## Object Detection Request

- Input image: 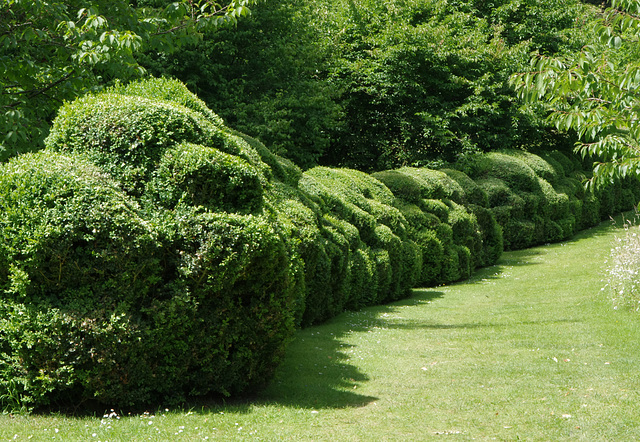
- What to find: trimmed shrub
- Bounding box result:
[464,150,607,250]
[0,76,313,410]
[447,201,482,267]
[394,200,441,231]
[456,245,472,281]
[415,229,444,286]
[267,179,367,327]
[581,194,601,229]
[268,188,333,327]
[394,168,466,203]
[377,165,491,285]
[300,167,407,241]
[401,240,423,293]
[597,183,618,219]
[373,249,393,303]
[0,151,297,408]
[232,130,303,187]
[299,172,378,243]
[477,177,525,214]
[320,216,353,318]
[374,224,408,302]
[0,151,161,315]
[461,152,540,193]
[109,77,225,127]
[503,219,537,250]
[441,168,489,207]
[297,166,422,310]
[45,88,268,196]
[624,176,640,202]
[540,152,567,179]
[435,223,460,283]
[539,177,569,221]
[468,204,503,267]
[346,247,378,310]
[45,93,232,195]
[504,150,559,185]
[157,208,296,401]
[371,170,424,203]
[420,199,451,223]
[147,142,263,214]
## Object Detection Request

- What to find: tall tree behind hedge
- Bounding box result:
[145,0,595,171]
[316,0,596,171]
[140,0,343,169]
[0,0,256,161]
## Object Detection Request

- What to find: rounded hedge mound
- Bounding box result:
[0,152,162,407]
[0,126,296,408]
[45,93,232,195]
[148,142,264,214]
[109,77,225,127]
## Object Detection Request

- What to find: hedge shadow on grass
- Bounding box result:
[256,328,378,409]
[379,289,445,308]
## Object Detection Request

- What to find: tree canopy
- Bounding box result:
[145,0,596,172]
[511,0,640,188]
[0,0,255,160]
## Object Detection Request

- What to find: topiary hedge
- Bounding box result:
[2,77,637,411]
[457,149,639,250]
[0,79,300,410]
[373,166,500,285]
[147,142,264,214]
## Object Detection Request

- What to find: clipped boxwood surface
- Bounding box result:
[1,77,636,411]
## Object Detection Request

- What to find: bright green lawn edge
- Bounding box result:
[1,217,639,441]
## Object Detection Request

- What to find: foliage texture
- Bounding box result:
[0,77,634,411]
[510,0,640,188]
[0,0,256,160]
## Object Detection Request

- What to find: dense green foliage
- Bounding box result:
[0,0,256,161]
[5,0,640,413]
[462,150,640,249]
[0,79,297,409]
[140,0,342,169]
[144,0,596,171]
[511,0,640,188]
[1,74,637,410]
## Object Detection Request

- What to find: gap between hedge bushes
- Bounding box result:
[0,77,637,411]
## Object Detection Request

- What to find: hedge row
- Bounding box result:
[455,150,640,250]
[0,78,636,410]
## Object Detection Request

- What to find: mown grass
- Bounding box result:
[1,218,639,441]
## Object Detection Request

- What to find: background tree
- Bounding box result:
[510,0,640,188]
[0,0,255,161]
[150,0,595,172]
[317,0,596,172]
[141,0,342,169]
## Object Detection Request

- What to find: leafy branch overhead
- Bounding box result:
[0,0,257,160]
[510,0,640,188]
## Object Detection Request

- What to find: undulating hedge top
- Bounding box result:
[147,142,264,214]
[109,77,225,127]
[0,79,303,410]
[46,79,269,196]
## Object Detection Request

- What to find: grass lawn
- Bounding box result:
[1,218,639,441]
